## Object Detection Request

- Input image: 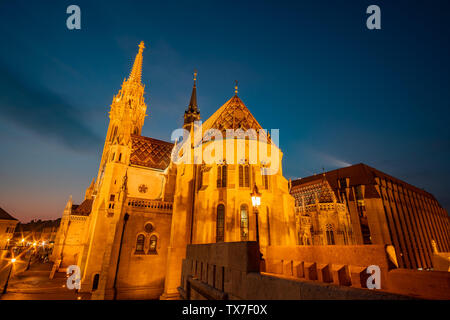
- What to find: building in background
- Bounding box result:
[51,193,92,267]
[291,174,355,246]
[0,207,18,250]
[290,163,450,270]
[12,219,60,248]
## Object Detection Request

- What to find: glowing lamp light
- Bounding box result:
[250,185,262,208]
[11,258,16,263]
[21,239,25,242]
[33,242,37,246]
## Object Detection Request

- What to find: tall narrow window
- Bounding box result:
[148,235,157,254]
[198,166,203,190]
[244,165,250,187]
[217,165,227,188]
[216,204,225,242]
[110,126,118,142]
[266,206,271,246]
[239,164,250,187]
[326,224,335,245]
[262,167,269,190]
[135,234,145,254]
[222,165,227,187]
[239,165,244,187]
[240,204,249,241]
[92,274,100,291]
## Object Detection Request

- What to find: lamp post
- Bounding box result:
[2,258,16,294]
[250,184,262,244]
[26,242,37,271]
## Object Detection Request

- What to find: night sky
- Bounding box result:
[0,0,449,222]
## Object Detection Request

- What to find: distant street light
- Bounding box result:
[3,258,16,294]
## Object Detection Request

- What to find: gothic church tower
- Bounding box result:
[77,42,148,299]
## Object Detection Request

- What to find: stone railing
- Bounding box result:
[178,242,409,300]
[296,202,347,214]
[126,198,173,213]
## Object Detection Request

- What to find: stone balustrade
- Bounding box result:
[126,198,173,213]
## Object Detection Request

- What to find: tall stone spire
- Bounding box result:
[128,41,145,83]
[106,41,147,148]
[184,70,201,126]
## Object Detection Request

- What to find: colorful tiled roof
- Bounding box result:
[71,199,93,216]
[130,134,174,170]
[0,206,17,221]
[201,95,270,143]
[291,176,338,206]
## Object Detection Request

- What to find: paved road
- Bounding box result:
[0,262,91,300]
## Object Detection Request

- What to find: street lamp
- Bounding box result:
[250,184,262,243]
[26,245,36,271]
[2,258,16,294]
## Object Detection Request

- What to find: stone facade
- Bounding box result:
[291,164,450,270]
[51,42,449,301]
[52,42,296,300]
[291,175,355,246]
[0,207,18,250]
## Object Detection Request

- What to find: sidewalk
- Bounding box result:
[0,261,91,300]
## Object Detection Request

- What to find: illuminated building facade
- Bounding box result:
[291,163,450,270]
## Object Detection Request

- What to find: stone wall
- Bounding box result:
[178,242,411,300]
[265,245,392,289]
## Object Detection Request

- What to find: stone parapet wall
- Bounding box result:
[178,242,411,300]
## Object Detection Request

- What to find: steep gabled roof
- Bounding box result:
[0,206,17,221]
[71,199,93,216]
[130,134,174,170]
[291,176,337,206]
[202,95,269,142]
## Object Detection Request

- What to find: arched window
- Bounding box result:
[216,204,225,242]
[92,274,100,291]
[239,164,250,188]
[148,235,157,254]
[135,234,145,254]
[217,165,227,188]
[240,204,249,241]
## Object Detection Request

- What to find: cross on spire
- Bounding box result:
[234,80,238,95]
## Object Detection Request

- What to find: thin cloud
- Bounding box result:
[0,64,102,153]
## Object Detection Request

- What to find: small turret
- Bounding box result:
[183,70,201,128]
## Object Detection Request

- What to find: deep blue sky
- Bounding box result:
[0,0,449,221]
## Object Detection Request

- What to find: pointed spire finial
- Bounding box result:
[234,80,238,95]
[128,41,145,83]
[184,70,200,125]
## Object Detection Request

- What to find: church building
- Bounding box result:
[52,41,297,299]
